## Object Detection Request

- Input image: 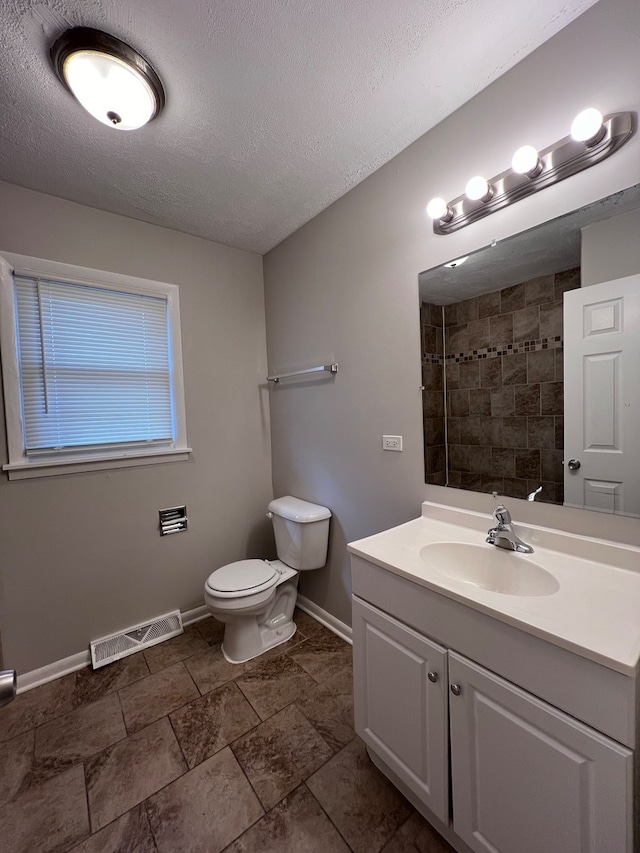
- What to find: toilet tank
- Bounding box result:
[268,496,331,571]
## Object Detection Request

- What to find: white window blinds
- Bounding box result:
[14,275,174,455]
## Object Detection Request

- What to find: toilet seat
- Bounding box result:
[206,559,279,599]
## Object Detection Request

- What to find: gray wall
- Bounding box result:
[264,0,640,627]
[2,0,639,674]
[581,208,640,287]
[0,182,273,673]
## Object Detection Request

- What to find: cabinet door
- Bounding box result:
[352,596,448,822]
[448,651,633,853]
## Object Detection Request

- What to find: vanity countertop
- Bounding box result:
[348,502,640,676]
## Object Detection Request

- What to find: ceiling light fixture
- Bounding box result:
[444,256,469,268]
[426,108,633,235]
[51,28,165,130]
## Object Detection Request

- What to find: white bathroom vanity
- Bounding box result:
[348,502,640,853]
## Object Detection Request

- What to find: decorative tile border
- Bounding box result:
[422,336,562,364]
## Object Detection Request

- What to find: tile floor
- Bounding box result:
[0,610,455,853]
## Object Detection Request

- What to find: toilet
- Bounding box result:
[204,496,331,663]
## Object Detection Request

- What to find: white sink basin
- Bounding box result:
[348,502,640,673]
[420,542,560,597]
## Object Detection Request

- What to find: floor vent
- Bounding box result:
[90,610,183,669]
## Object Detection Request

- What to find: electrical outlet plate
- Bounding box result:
[383,435,403,451]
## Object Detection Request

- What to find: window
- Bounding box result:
[0,253,190,479]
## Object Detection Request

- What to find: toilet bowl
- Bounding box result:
[204,496,331,663]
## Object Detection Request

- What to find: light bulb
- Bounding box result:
[570,108,604,145]
[465,176,492,202]
[426,197,450,220]
[511,145,543,177]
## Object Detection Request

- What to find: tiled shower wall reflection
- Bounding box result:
[422,267,580,504]
[421,303,446,485]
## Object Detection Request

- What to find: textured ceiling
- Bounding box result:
[0,0,598,254]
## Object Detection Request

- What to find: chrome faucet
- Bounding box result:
[487,505,534,553]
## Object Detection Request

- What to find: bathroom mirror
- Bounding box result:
[419,183,640,516]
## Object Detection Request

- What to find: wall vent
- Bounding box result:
[90,610,183,669]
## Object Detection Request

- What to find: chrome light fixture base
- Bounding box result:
[51,27,165,130]
[433,112,634,235]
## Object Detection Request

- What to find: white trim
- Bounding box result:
[182,604,210,625]
[1,252,181,302]
[16,650,91,694]
[296,594,353,644]
[16,604,210,694]
[0,251,190,479]
[4,448,191,480]
[15,600,349,694]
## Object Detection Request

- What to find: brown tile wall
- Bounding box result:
[420,302,445,485]
[421,267,580,505]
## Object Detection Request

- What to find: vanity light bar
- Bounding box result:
[427,110,634,235]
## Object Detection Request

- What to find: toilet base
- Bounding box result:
[222,619,297,664]
[218,575,299,664]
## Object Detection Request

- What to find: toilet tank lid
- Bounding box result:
[268,496,331,522]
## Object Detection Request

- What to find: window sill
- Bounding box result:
[3,447,193,481]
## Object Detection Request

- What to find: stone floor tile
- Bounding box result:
[235,653,317,720]
[147,746,263,853]
[290,632,353,684]
[254,630,307,664]
[306,738,412,853]
[0,729,35,806]
[380,811,456,853]
[232,704,333,810]
[194,616,225,645]
[73,653,150,706]
[119,662,199,733]
[34,693,127,781]
[170,681,260,768]
[69,804,157,853]
[224,783,350,852]
[86,716,186,832]
[293,608,329,639]
[184,643,256,694]
[296,665,355,751]
[0,672,77,742]
[0,615,411,853]
[143,625,209,673]
[0,764,89,853]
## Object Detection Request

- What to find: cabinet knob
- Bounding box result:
[428,671,438,683]
[450,683,462,696]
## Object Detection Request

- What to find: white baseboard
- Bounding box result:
[17,603,211,694]
[182,598,351,644]
[16,599,346,694]
[184,597,352,643]
[17,650,91,694]
[181,603,209,625]
[296,594,352,644]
